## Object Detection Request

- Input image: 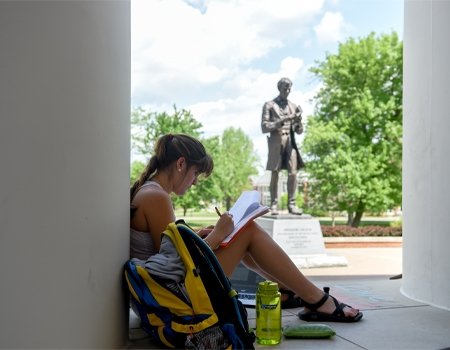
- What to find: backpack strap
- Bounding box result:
[175,223,248,331]
[163,223,219,330]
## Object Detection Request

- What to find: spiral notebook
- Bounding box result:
[229,263,265,307]
[219,191,269,247]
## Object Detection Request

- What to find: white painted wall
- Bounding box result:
[402,0,450,310]
[0,1,130,348]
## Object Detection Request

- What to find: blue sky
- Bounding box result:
[131,0,403,171]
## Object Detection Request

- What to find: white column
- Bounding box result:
[402,0,450,310]
[0,1,130,348]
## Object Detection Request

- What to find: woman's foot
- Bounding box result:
[280,288,303,309]
[299,287,363,322]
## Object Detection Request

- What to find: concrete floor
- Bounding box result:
[127,247,450,350]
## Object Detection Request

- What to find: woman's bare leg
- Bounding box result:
[214,222,359,317]
[215,222,322,301]
[241,255,292,290]
[241,255,276,281]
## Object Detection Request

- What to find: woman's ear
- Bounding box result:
[176,157,186,172]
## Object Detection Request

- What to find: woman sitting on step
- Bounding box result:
[130,133,363,323]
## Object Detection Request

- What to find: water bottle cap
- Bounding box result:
[258,280,279,292]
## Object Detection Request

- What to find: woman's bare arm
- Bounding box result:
[131,187,175,252]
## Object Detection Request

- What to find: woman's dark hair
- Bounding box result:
[130,133,214,208]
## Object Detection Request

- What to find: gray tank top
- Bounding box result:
[129,181,162,260]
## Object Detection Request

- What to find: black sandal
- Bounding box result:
[298,287,363,323]
[280,288,304,309]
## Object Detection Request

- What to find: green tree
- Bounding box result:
[213,128,259,210]
[174,137,224,216]
[131,105,209,213]
[303,32,403,227]
[130,108,260,214]
[131,105,203,157]
[198,136,224,201]
[130,160,146,185]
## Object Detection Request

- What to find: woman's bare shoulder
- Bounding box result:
[137,183,173,213]
[131,184,174,234]
[133,184,170,209]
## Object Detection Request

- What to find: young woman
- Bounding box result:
[130,133,362,322]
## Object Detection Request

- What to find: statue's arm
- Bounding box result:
[261,102,283,133]
[292,105,303,135]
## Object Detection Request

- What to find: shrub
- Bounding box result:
[390,218,402,228]
[321,225,402,237]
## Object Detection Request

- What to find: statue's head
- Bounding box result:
[277,77,292,91]
[277,78,292,100]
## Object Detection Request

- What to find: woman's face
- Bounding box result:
[173,164,200,196]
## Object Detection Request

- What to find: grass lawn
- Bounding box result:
[176,209,401,231]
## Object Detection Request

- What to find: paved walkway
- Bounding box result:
[128,246,450,350]
[303,246,402,277]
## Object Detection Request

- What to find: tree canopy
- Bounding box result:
[130,105,207,214]
[130,107,259,214]
[211,128,260,210]
[303,32,403,227]
[131,105,203,157]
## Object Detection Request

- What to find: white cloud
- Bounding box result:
[130,0,404,172]
[131,0,325,104]
[314,11,349,44]
[130,0,326,170]
[187,57,317,172]
[188,57,307,136]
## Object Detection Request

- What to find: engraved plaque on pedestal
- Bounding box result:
[255,215,347,268]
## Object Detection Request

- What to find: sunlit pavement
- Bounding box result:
[127,245,450,350]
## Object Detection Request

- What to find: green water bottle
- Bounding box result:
[256,281,281,345]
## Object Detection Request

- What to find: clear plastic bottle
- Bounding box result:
[256,280,281,345]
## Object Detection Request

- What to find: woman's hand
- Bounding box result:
[205,212,234,248]
[197,225,214,238]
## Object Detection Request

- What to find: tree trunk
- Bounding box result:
[352,211,364,227]
[351,201,365,227]
[226,197,232,211]
[183,207,187,216]
[347,211,354,226]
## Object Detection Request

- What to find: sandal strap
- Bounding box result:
[302,291,329,310]
[324,287,349,317]
[301,286,359,319]
[329,294,351,317]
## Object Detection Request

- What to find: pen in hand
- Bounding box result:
[215,206,222,217]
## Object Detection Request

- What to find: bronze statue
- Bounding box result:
[261,77,304,215]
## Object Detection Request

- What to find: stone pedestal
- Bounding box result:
[255,215,347,269]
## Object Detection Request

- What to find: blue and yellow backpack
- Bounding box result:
[124,221,255,349]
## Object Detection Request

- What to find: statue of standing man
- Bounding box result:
[261,77,304,215]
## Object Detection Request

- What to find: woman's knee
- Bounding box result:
[241,254,255,268]
[245,221,266,235]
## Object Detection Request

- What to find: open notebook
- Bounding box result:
[229,263,266,307]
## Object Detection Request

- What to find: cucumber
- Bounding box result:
[283,324,336,338]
